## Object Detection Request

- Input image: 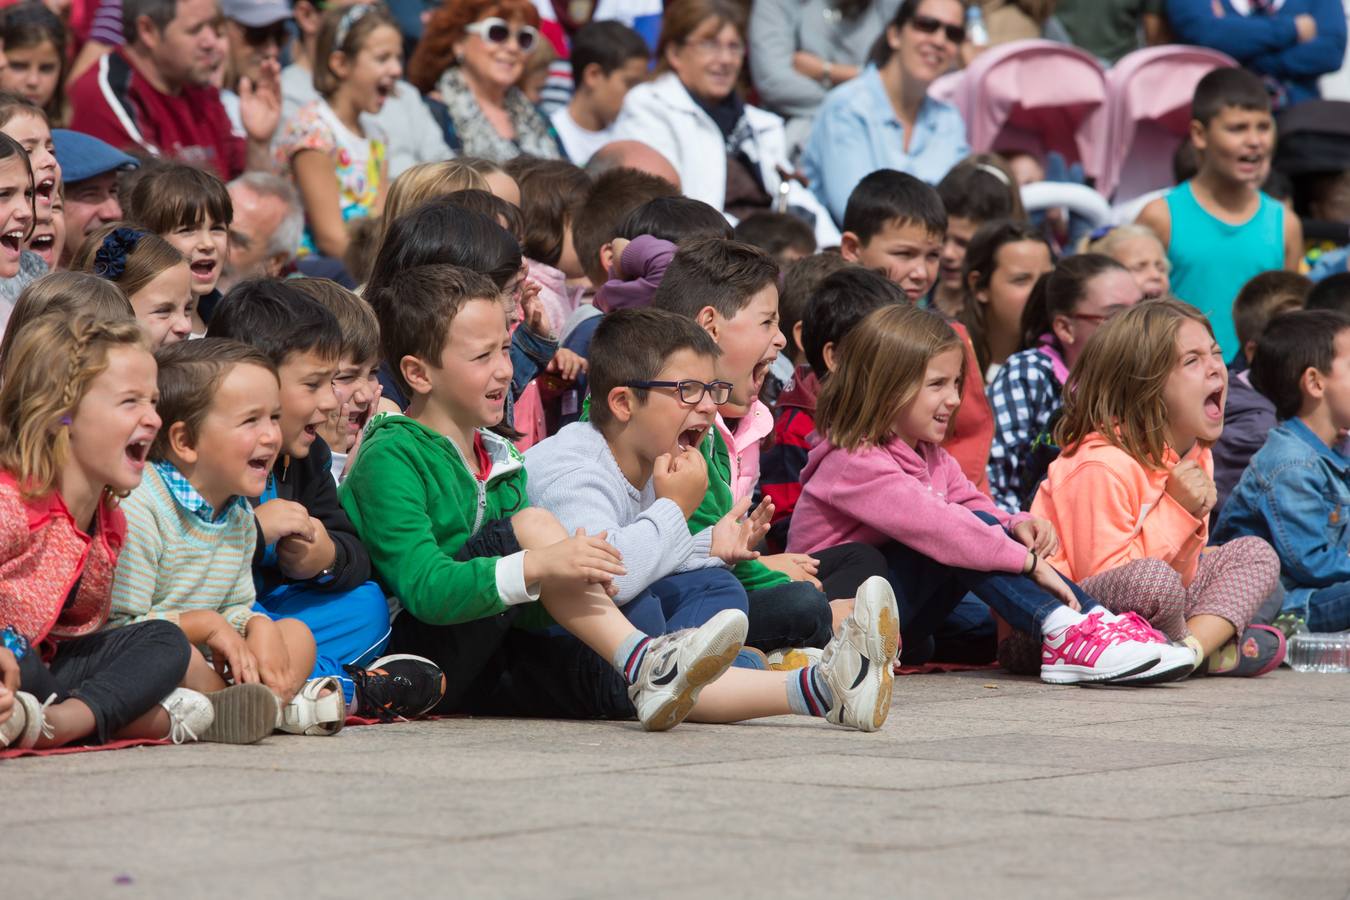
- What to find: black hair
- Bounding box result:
[779,253,852,356]
[570,20,649,83]
[868,0,935,66]
[957,219,1052,372]
[1017,252,1125,352]
[802,267,906,378]
[1192,66,1270,127]
[572,167,680,286]
[842,169,946,245]
[1251,309,1350,420]
[617,196,734,243]
[502,156,590,267]
[937,162,1017,224]
[127,162,233,232]
[651,239,779,321]
[366,201,522,309]
[443,188,525,245]
[1172,139,1201,185]
[732,211,817,260]
[588,307,721,430]
[1233,270,1311,350]
[1306,273,1350,316]
[206,278,343,365]
[0,2,67,125]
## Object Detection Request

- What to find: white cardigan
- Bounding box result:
[613,72,841,248]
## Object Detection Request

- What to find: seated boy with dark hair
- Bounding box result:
[206,279,444,721]
[1216,310,1350,633]
[652,239,890,660]
[733,211,818,267]
[760,267,904,549]
[838,169,995,492]
[1213,270,1311,514]
[525,306,900,730]
[343,264,784,732]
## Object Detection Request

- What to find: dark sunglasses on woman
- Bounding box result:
[909,13,966,45]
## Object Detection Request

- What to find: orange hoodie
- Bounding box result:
[1030,432,1210,586]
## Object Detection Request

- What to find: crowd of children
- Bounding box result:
[4,0,1350,753]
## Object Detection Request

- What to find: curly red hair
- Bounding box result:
[408,0,541,93]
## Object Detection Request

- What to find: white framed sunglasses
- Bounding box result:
[464,17,540,51]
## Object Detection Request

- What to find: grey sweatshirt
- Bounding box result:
[524,422,719,605]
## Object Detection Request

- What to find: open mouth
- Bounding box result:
[28,232,53,256]
[125,439,150,467]
[750,359,771,392]
[190,259,216,280]
[0,229,22,255]
[247,453,273,473]
[375,81,394,99]
[677,424,709,452]
[1204,388,1224,420]
[35,178,54,202]
[301,424,318,441]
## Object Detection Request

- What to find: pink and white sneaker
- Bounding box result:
[1096,610,1199,684]
[1041,611,1162,685]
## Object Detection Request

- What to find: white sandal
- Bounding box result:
[276,676,346,737]
[0,691,54,749]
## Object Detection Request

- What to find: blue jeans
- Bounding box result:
[621,568,761,669]
[883,512,1100,664]
[254,581,392,703]
[1307,582,1350,632]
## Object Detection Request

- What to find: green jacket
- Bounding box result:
[339,414,548,628]
[688,428,789,592]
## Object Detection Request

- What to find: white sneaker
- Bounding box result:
[1041,611,1162,684]
[766,647,823,670]
[1095,611,1199,684]
[628,610,747,732]
[0,691,51,749]
[198,683,280,744]
[819,576,900,732]
[159,688,215,744]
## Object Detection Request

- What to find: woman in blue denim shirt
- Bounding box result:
[1214,309,1350,631]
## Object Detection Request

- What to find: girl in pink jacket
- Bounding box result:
[788,303,1192,684]
[1030,299,1284,677]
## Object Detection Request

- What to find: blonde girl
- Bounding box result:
[0,315,274,749]
[0,271,133,367]
[1086,223,1171,300]
[72,224,194,348]
[789,303,1187,683]
[275,3,403,260]
[1031,299,1285,676]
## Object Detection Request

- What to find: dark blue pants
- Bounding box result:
[883,512,1100,665]
[254,581,391,703]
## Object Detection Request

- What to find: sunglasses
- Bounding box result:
[464,17,539,52]
[242,21,289,47]
[624,379,733,406]
[909,13,966,45]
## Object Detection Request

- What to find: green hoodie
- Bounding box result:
[339,414,549,629]
[688,428,789,593]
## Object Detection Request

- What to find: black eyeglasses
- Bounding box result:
[909,13,966,45]
[624,379,733,405]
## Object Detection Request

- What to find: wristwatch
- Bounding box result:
[819,61,833,89]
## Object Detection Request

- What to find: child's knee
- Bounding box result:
[511,506,566,547]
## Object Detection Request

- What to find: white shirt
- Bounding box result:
[549,106,615,165]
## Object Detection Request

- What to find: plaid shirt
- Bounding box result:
[151,460,249,524]
[986,348,1064,514]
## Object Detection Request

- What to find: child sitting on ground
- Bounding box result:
[526,306,900,728]
[764,253,850,409]
[126,162,232,331]
[1030,299,1285,677]
[1212,271,1311,515]
[107,338,338,736]
[958,219,1055,382]
[207,280,442,723]
[1136,67,1302,360]
[72,224,194,348]
[0,316,275,749]
[788,302,1182,681]
[344,264,897,730]
[1216,310,1350,633]
[291,278,383,482]
[933,158,1023,318]
[1085,224,1170,300]
[838,168,994,492]
[986,254,1142,514]
[0,271,132,366]
[502,157,591,337]
[733,212,817,268]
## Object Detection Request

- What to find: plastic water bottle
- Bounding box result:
[1286,630,1350,672]
[967,5,989,47]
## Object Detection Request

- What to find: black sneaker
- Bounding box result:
[346,654,447,721]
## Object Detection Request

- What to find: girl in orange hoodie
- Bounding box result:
[1030,299,1285,677]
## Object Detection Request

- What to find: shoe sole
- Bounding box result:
[1110,657,1197,685]
[642,612,747,733]
[851,577,900,730]
[200,684,280,745]
[1040,656,1160,685]
[364,653,448,718]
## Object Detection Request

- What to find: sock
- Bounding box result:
[613,631,652,686]
[786,664,833,717]
[1041,604,1084,637]
[1182,635,1204,666]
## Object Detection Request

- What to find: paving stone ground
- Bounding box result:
[10,668,1350,899]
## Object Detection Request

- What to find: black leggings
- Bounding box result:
[813,542,890,601]
[17,620,190,743]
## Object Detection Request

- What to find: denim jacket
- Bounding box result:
[1213,418,1350,617]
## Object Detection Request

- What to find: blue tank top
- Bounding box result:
[1165,182,1285,359]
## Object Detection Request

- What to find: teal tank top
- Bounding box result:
[1165,182,1285,359]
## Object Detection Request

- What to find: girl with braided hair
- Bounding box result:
[0,315,277,749]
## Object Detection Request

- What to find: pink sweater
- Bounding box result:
[787,436,1033,573]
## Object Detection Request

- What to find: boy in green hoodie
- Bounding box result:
[343,265,756,732]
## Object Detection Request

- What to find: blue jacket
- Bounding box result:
[1213,418,1350,617]
[1166,0,1346,106]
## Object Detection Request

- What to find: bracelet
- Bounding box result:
[1025,550,1038,574]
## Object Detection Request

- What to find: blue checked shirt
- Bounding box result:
[986,349,1064,514]
[151,460,249,524]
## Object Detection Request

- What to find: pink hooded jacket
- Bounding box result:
[787,435,1034,573]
